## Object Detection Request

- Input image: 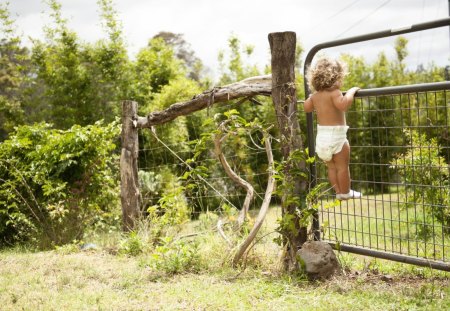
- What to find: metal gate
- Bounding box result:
[304,18,450,271]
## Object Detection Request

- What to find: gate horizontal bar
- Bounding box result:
[304,17,450,78]
[328,242,450,272]
[354,81,450,97]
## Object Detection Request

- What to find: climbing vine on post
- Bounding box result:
[269,31,308,270]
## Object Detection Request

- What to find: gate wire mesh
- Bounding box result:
[314,87,450,267]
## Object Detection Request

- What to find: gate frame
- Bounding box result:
[303,17,450,271]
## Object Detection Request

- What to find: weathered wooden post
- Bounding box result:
[268,31,308,269]
[120,100,141,231]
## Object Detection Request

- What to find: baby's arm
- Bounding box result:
[304,95,314,113]
[332,87,360,111]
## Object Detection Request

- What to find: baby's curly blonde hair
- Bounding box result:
[307,57,347,91]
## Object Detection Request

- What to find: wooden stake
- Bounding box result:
[269,31,307,270]
[120,100,141,231]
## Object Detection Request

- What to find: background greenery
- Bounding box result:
[0,0,448,251]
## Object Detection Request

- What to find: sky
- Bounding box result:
[6,0,450,79]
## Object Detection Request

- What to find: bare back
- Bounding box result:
[304,88,347,126]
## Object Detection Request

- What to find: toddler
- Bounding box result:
[304,57,362,200]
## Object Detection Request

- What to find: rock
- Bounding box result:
[381,274,393,283]
[79,243,98,251]
[297,241,340,280]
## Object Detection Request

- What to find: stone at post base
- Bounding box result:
[297,241,340,280]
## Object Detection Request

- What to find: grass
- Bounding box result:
[1,249,449,310]
[1,202,449,310]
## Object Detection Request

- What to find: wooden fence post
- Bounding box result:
[120,100,140,231]
[268,31,308,269]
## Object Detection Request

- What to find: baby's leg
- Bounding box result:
[326,161,341,194]
[332,142,351,194]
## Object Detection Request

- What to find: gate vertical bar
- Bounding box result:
[304,73,320,241]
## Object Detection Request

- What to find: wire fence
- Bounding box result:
[315,86,450,269]
[137,104,277,221]
[134,84,449,270]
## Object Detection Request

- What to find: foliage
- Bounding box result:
[390,130,449,232]
[23,0,130,128]
[0,95,24,139]
[137,76,201,182]
[138,170,162,207]
[140,76,199,147]
[147,174,190,225]
[216,34,272,129]
[117,223,201,275]
[118,231,144,256]
[0,121,121,248]
[0,2,28,139]
[132,37,186,106]
[197,211,219,230]
[217,35,260,85]
[147,237,201,275]
[138,167,191,243]
[181,109,276,215]
[273,150,321,246]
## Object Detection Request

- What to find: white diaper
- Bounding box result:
[315,125,349,162]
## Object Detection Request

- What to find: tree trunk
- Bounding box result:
[120,100,141,231]
[268,31,307,270]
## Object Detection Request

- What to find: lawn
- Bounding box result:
[1,249,449,310]
[1,202,449,310]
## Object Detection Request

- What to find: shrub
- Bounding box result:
[138,170,162,208]
[118,231,144,257]
[390,130,449,232]
[148,237,201,275]
[0,120,121,248]
[147,169,190,227]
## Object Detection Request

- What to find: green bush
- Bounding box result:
[138,170,162,208]
[118,231,144,257]
[390,130,449,232]
[147,173,191,241]
[148,237,201,275]
[0,120,121,248]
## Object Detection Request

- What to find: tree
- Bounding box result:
[24,0,131,128]
[392,36,408,85]
[0,2,28,140]
[92,0,132,114]
[218,35,260,85]
[153,31,204,82]
[131,37,185,109]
